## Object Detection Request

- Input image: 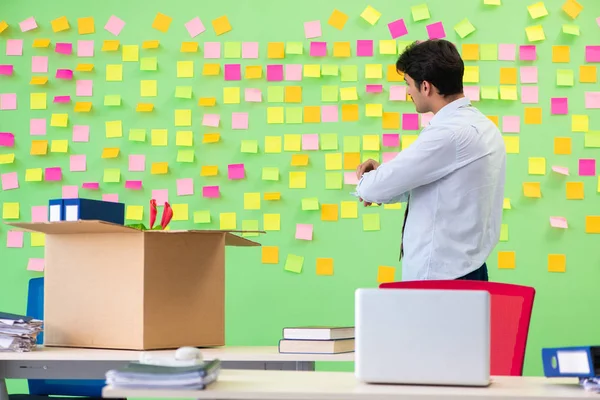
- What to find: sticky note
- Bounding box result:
[289,171,306,189]
[104,15,125,36]
[363,214,381,231]
[523,182,541,198]
[241,42,258,58]
[325,172,343,189]
[562,0,582,19]
[262,167,279,181]
[377,266,396,283]
[106,64,123,81]
[185,17,205,38]
[526,25,545,42]
[30,140,48,155]
[106,120,122,138]
[498,252,515,269]
[524,108,542,124]
[528,2,548,19]
[212,15,231,35]
[360,6,381,25]
[3,202,19,219]
[304,20,322,39]
[284,254,304,273]
[454,18,475,38]
[6,39,23,56]
[19,17,37,32]
[316,258,334,276]
[177,61,194,78]
[554,137,571,154]
[295,224,313,241]
[585,131,600,148]
[388,19,408,39]
[411,4,430,21]
[261,246,279,264]
[181,42,198,53]
[528,157,546,175]
[175,109,192,127]
[51,16,70,32]
[551,98,568,115]
[228,163,245,180]
[579,159,596,176]
[263,214,280,231]
[557,69,574,86]
[585,216,600,233]
[426,21,446,39]
[152,12,172,32]
[572,115,589,132]
[482,44,498,60]
[102,40,119,51]
[562,24,580,35]
[328,9,348,30]
[357,40,374,57]
[552,46,570,63]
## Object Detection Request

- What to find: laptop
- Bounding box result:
[355,288,491,387]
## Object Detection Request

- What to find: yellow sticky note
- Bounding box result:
[284,134,302,152]
[526,25,545,42]
[316,258,334,276]
[0,21,8,34]
[580,66,597,83]
[102,147,120,159]
[365,104,383,117]
[245,65,262,79]
[198,97,216,107]
[76,64,94,72]
[30,232,45,247]
[523,182,541,198]
[500,68,517,84]
[103,168,121,183]
[50,114,68,128]
[504,136,519,154]
[528,157,546,175]
[503,198,511,209]
[152,12,172,32]
[102,40,119,51]
[586,216,600,233]
[201,165,218,176]
[25,168,43,181]
[548,254,566,273]
[30,77,48,85]
[291,154,309,166]
[365,64,383,79]
[377,266,396,283]
[32,39,51,48]
[177,61,194,78]
[341,201,358,219]
[143,40,160,49]
[220,212,237,230]
[263,214,280,231]
[106,64,123,81]
[464,66,480,83]
[2,202,19,219]
[78,17,95,34]
[30,93,47,110]
[554,137,571,155]
[141,80,157,97]
[151,129,168,146]
[304,64,321,78]
[304,106,320,123]
[264,193,281,201]
[289,171,306,189]
[528,2,548,18]
[572,115,588,132]
[524,107,542,124]
[176,131,193,147]
[151,162,168,175]
[106,121,123,138]
[74,102,92,112]
[175,109,192,127]
[267,107,284,124]
[267,42,285,59]
[265,136,282,153]
[0,154,15,164]
[340,87,358,101]
[212,15,232,35]
[333,42,351,57]
[181,42,198,53]
[50,140,68,153]
[498,251,516,269]
[552,45,570,63]
[244,193,261,210]
[462,44,479,61]
[285,86,302,103]
[122,45,139,62]
[126,205,144,221]
[360,5,382,25]
[51,16,70,32]
[500,86,517,101]
[30,141,48,156]
[172,204,189,221]
[402,135,418,150]
[379,40,397,55]
[136,103,154,112]
[203,63,220,76]
[224,87,240,104]
[262,246,279,264]
[566,182,584,200]
[363,135,380,151]
[325,153,342,170]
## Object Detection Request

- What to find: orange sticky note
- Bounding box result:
[566,182,584,200]
[151,162,168,174]
[285,86,302,103]
[552,45,570,63]
[101,147,120,158]
[76,64,94,72]
[198,97,216,107]
[586,216,600,233]
[316,258,334,275]
[387,65,403,82]
[548,254,566,273]
[152,12,172,32]
[498,251,516,269]
[245,66,262,79]
[488,116,499,127]
[74,102,92,112]
[291,154,309,166]
[201,165,218,176]
[203,133,220,143]
[500,68,517,84]
[51,16,70,32]
[377,266,396,283]
[33,39,51,48]
[580,66,597,83]
[203,64,220,76]
[341,104,359,122]
[78,17,95,34]
[262,246,279,264]
[136,103,154,112]
[264,192,281,200]
[562,0,583,19]
[554,137,571,155]
[268,42,285,59]
[30,77,48,85]
[0,21,8,34]
[333,42,351,57]
[462,44,479,61]
[212,16,232,35]
[344,153,361,170]
[321,204,338,221]
[328,9,348,30]
[304,106,321,123]
[382,112,400,129]
[523,182,541,198]
[524,107,542,124]
[181,42,198,52]
[102,40,119,51]
[30,140,48,155]
[143,40,160,49]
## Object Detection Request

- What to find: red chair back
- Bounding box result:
[379,280,535,376]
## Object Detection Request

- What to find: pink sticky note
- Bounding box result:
[0,65,14,76]
[82,182,99,190]
[426,21,446,39]
[125,180,142,190]
[77,40,94,57]
[597,17,600,27]
[242,42,259,59]
[388,19,408,38]
[7,231,24,248]
[151,189,169,206]
[322,105,338,122]
[285,64,302,81]
[55,43,73,55]
[204,42,221,59]
[366,84,383,93]
[31,206,48,222]
[6,40,23,56]
[357,40,374,57]
[128,154,145,172]
[464,86,480,102]
[302,134,319,150]
[32,56,48,73]
[20,17,38,32]
[177,178,194,196]
[45,167,62,181]
[383,152,399,164]
[245,88,262,102]
[421,112,434,127]
[56,69,73,80]
[53,96,71,103]
[295,223,313,240]
[62,185,79,199]
[73,125,90,142]
[310,42,327,57]
[185,17,205,38]
[267,64,284,81]
[76,80,93,96]
[586,46,600,63]
[519,45,536,61]
[344,172,359,185]
[228,164,245,180]
[402,113,419,130]
[383,134,400,147]
[27,258,45,272]
[389,86,406,101]
[579,159,596,176]
[103,193,119,202]
[70,154,87,172]
[224,64,241,81]
[0,132,15,147]
[585,92,600,109]
[232,112,249,129]
[552,166,569,175]
[520,66,538,83]
[202,113,220,127]
[304,20,322,39]
[203,185,220,198]
[551,98,568,115]
[1,172,18,190]
[521,86,538,104]
[550,217,568,229]
[498,44,516,61]
[105,15,125,36]
[0,94,17,110]
[502,116,520,133]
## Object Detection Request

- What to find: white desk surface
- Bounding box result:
[0,345,354,362]
[102,369,595,400]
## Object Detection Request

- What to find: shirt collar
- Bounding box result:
[428,96,471,126]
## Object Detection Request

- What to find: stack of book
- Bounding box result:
[278,326,355,354]
[105,359,221,390]
[0,312,43,352]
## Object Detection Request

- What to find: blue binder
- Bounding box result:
[62,198,125,225]
[542,346,600,378]
[48,199,63,222]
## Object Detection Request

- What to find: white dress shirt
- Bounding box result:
[356,96,506,281]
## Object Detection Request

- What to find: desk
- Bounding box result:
[102,369,595,400]
[0,346,353,400]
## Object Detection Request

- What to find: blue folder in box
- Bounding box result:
[61,198,125,225]
[542,346,600,378]
[48,199,63,222]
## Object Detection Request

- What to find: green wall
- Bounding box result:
[1,0,599,392]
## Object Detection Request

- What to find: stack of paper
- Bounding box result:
[105,360,221,390]
[0,312,43,352]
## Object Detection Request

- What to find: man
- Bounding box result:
[355,39,506,282]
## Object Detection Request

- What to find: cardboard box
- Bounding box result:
[9,220,263,350]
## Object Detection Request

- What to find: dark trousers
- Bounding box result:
[456,263,489,281]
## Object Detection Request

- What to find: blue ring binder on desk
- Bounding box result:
[542,346,600,378]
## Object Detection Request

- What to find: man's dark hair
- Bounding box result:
[396,39,464,96]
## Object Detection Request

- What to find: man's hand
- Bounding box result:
[356,159,381,207]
